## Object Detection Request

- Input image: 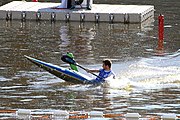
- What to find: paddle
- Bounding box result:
[61,55,103,80]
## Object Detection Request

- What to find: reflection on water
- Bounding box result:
[0,0,180,117]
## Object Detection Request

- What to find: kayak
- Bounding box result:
[25,56,94,84]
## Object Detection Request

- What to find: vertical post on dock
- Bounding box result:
[158,14,164,50]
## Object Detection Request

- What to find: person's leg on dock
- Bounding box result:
[86,0,91,10]
[70,0,75,9]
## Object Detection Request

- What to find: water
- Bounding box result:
[0,0,180,119]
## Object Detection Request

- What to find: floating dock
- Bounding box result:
[0,1,154,23]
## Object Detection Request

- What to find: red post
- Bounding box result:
[158,14,164,50]
[32,0,38,2]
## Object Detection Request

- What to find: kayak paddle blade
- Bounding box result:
[61,55,76,65]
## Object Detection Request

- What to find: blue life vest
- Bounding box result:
[96,69,111,82]
[86,69,115,84]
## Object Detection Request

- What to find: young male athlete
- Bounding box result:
[86,59,116,83]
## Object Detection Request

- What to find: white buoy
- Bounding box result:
[53,110,69,116]
[161,114,177,120]
[16,109,31,119]
[53,110,69,119]
[89,111,103,117]
[17,109,31,115]
[125,113,141,120]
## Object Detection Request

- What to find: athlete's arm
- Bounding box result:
[108,72,116,79]
[86,69,99,73]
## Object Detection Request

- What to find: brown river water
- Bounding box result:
[0,0,179,119]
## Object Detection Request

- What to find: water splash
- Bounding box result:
[107,51,180,91]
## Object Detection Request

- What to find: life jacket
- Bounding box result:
[96,69,112,82]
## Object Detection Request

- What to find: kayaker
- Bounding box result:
[86,59,116,83]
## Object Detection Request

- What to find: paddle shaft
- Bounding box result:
[74,63,103,79]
